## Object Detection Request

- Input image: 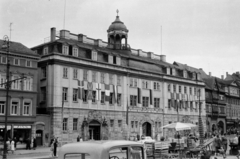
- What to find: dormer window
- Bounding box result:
[43,47,48,55]
[91,50,97,61]
[1,56,7,64]
[73,47,78,57]
[62,45,69,55]
[13,59,20,66]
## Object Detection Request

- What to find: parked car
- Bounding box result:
[58,140,146,159]
[139,136,155,143]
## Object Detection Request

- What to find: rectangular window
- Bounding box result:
[131,121,134,128]
[168,84,171,92]
[63,118,68,131]
[63,45,69,55]
[24,77,32,91]
[194,88,197,95]
[117,93,121,106]
[101,92,105,104]
[63,67,68,78]
[179,86,181,93]
[0,101,5,115]
[118,120,122,127]
[189,87,192,95]
[135,121,138,128]
[73,89,78,102]
[41,87,46,101]
[43,47,48,55]
[73,47,78,57]
[0,75,6,89]
[11,101,18,115]
[26,60,32,67]
[190,102,193,111]
[42,67,47,78]
[12,76,20,90]
[134,79,137,87]
[168,99,171,109]
[130,95,137,106]
[73,69,78,79]
[110,120,114,127]
[83,90,88,102]
[173,85,176,92]
[142,80,149,89]
[101,73,105,83]
[73,118,78,131]
[154,82,160,91]
[14,59,20,65]
[83,70,88,81]
[92,91,96,103]
[154,98,160,108]
[142,97,149,107]
[92,71,97,83]
[117,76,121,86]
[109,74,113,85]
[1,56,7,64]
[109,93,114,105]
[130,78,133,87]
[63,87,68,101]
[23,102,30,115]
[184,87,187,93]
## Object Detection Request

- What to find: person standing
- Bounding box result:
[220,133,227,159]
[77,135,80,142]
[26,137,31,150]
[214,135,221,159]
[13,137,17,149]
[10,139,15,154]
[53,137,58,157]
[33,137,37,150]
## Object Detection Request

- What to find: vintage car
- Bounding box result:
[58,140,146,159]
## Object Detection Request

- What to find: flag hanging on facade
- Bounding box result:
[105,84,110,101]
[87,82,93,100]
[78,80,84,99]
[149,89,153,105]
[137,87,141,104]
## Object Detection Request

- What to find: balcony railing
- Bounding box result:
[107,44,131,50]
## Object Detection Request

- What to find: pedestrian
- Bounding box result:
[13,137,17,149]
[10,139,15,154]
[6,138,10,153]
[33,137,37,150]
[220,133,227,159]
[136,134,140,141]
[50,142,54,157]
[77,135,80,142]
[26,137,31,150]
[80,137,83,142]
[31,137,34,149]
[213,134,221,159]
[53,137,59,157]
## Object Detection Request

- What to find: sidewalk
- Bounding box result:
[14,146,51,155]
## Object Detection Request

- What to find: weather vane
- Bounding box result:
[117,9,119,16]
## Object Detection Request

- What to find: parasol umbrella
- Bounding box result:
[162,122,197,131]
[162,122,197,158]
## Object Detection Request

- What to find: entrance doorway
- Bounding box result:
[89,120,101,140]
[142,122,151,137]
[36,130,43,146]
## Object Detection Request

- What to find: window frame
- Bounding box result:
[25,60,32,67]
[63,87,68,101]
[73,89,78,102]
[63,67,68,78]
[0,101,5,115]
[23,100,31,116]
[73,118,78,131]
[11,101,18,115]
[13,58,20,66]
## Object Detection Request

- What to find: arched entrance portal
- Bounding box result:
[36,130,43,146]
[218,121,224,134]
[142,122,151,137]
[89,120,101,140]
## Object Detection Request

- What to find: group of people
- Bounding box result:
[211,133,228,159]
[50,137,59,157]
[26,137,37,150]
[6,138,17,154]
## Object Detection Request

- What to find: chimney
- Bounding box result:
[50,27,56,41]
[160,55,166,62]
[60,30,70,39]
[209,72,211,76]
[221,75,224,79]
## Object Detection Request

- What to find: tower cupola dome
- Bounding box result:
[107,16,128,33]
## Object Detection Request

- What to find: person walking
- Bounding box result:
[220,134,227,159]
[26,137,31,150]
[53,137,59,157]
[10,139,15,154]
[213,135,221,159]
[13,137,17,149]
[33,137,37,150]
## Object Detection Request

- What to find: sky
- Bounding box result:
[1,0,240,78]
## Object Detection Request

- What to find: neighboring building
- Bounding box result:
[0,40,39,144]
[225,72,240,130]
[32,14,206,144]
[203,75,227,134]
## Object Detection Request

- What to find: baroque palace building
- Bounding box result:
[32,14,206,144]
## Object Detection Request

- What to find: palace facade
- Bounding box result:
[32,15,206,145]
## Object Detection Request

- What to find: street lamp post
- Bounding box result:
[2,35,10,159]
